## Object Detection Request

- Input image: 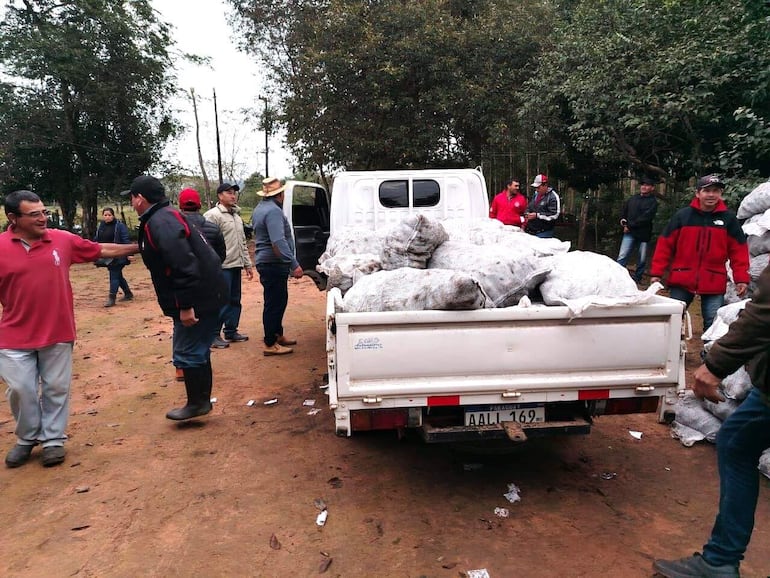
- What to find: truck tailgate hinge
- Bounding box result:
[362,396,382,404]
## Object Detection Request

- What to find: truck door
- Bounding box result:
[287,182,330,289]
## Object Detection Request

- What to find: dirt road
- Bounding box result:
[1,262,768,577]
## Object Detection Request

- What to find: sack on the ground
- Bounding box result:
[672,391,723,443]
[703,393,740,422]
[380,214,449,270]
[342,268,484,312]
[670,421,707,447]
[760,448,770,480]
[702,299,750,345]
[721,366,754,401]
[94,257,114,268]
[737,180,770,220]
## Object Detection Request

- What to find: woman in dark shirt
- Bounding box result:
[95,208,134,307]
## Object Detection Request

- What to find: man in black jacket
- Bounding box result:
[653,265,770,578]
[616,175,658,284]
[123,176,227,421]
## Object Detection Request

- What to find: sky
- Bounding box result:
[152,0,292,181]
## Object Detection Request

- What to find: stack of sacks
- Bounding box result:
[670,298,770,479]
[316,226,386,294]
[441,217,570,256]
[735,180,770,301]
[380,214,449,270]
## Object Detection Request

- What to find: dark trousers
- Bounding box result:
[219,267,243,337]
[257,263,290,346]
[108,265,131,296]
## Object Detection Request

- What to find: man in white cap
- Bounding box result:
[251,177,303,355]
[524,174,560,238]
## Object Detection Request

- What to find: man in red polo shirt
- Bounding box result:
[489,178,527,227]
[0,190,138,468]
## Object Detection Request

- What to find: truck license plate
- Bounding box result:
[464,404,545,427]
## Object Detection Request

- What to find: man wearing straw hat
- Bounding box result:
[251,177,303,356]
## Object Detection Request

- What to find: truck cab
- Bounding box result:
[282,180,331,289]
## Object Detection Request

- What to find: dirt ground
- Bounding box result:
[0,261,768,578]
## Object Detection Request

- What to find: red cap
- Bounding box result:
[178,188,201,210]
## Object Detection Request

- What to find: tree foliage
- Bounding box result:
[0,0,177,235]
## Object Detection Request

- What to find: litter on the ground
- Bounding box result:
[210,397,217,403]
[269,533,281,550]
[629,430,643,440]
[316,509,328,527]
[503,483,521,504]
[303,399,316,406]
[466,569,491,578]
[314,498,327,510]
[493,507,509,518]
[264,398,278,405]
[246,399,255,406]
[600,472,617,480]
[307,408,322,415]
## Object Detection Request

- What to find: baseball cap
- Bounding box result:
[639,175,658,185]
[216,182,240,194]
[531,174,548,187]
[696,174,725,190]
[121,175,166,203]
[178,188,202,210]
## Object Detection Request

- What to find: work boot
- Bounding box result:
[5,443,34,468]
[264,343,293,356]
[120,290,134,302]
[166,366,212,421]
[104,294,116,308]
[276,334,297,346]
[211,336,230,349]
[224,332,249,343]
[175,367,184,382]
[653,552,740,578]
[41,446,66,467]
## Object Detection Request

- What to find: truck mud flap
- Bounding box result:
[419,419,591,443]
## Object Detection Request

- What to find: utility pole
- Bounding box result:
[260,96,271,176]
[213,88,223,185]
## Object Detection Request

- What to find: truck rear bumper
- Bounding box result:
[418,418,592,443]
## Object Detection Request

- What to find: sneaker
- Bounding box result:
[653,552,740,578]
[264,343,293,356]
[224,332,249,343]
[5,444,34,468]
[41,445,66,467]
[276,335,297,346]
[211,336,230,349]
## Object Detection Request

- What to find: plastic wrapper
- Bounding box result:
[672,391,723,443]
[428,240,550,308]
[342,268,485,312]
[380,214,448,270]
[736,180,770,220]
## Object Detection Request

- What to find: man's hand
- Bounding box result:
[735,283,748,298]
[291,266,303,279]
[525,212,536,221]
[244,268,254,281]
[180,307,198,327]
[623,225,630,233]
[650,276,661,285]
[693,363,725,403]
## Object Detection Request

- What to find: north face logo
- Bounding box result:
[713,219,725,226]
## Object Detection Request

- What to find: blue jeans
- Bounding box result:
[219,268,243,338]
[172,312,219,369]
[668,287,724,332]
[108,265,131,296]
[257,263,290,346]
[616,233,648,283]
[0,343,73,447]
[533,229,555,239]
[702,388,770,567]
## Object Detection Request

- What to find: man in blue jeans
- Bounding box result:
[653,263,770,578]
[616,175,658,284]
[251,177,303,356]
[650,174,749,332]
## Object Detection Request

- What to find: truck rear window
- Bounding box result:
[378,179,440,208]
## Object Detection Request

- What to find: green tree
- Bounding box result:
[0,0,177,236]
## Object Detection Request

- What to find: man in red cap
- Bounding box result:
[524,174,561,238]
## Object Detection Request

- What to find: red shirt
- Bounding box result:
[0,228,101,349]
[489,191,527,226]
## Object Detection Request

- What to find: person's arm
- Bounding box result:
[489,195,499,219]
[266,210,300,269]
[99,242,139,258]
[536,191,560,221]
[648,213,681,282]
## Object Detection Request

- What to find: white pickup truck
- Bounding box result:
[283,169,686,442]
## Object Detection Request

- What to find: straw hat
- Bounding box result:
[259,177,286,197]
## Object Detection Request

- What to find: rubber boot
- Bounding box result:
[166,366,212,420]
[104,294,116,308]
[120,290,134,302]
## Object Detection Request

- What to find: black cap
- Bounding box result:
[121,175,166,203]
[216,182,240,194]
[697,174,725,189]
[639,175,658,185]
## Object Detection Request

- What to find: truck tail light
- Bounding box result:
[350,409,408,431]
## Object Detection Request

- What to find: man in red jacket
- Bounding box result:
[650,174,749,331]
